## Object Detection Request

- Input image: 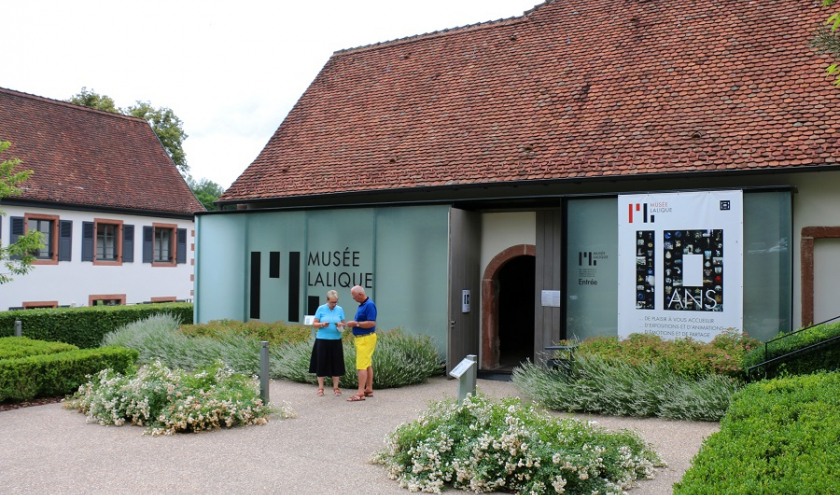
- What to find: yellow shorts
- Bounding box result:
[354,333,377,370]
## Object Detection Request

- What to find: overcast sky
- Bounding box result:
[4,0,541,189]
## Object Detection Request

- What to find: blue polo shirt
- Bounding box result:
[353,297,377,336]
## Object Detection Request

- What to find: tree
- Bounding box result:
[0,141,45,284]
[67,87,119,113]
[125,102,189,172]
[813,0,840,86]
[187,176,224,211]
[67,88,190,173]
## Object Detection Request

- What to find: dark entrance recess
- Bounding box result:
[497,255,536,371]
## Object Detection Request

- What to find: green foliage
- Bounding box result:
[0,346,137,401]
[66,87,119,113]
[373,393,663,494]
[0,303,194,348]
[742,321,840,378]
[0,336,77,360]
[0,141,44,284]
[103,313,266,374]
[64,360,290,436]
[272,329,442,389]
[674,372,840,494]
[67,88,189,173]
[125,101,188,172]
[185,176,224,211]
[570,330,758,379]
[813,0,840,86]
[111,316,442,389]
[180,319,311,346]
[513,356,739,422]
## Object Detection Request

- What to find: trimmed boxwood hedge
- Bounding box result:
[674,372,840,494]
[0,303,193,348]
[0,336,78,360]
[742,321,840,379]
[0,346,138,401]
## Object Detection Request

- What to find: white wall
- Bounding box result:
[790,170,840,326]
[0,205,195,309]
[480,211,536,273]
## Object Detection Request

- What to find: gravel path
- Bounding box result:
[0,376,717,494]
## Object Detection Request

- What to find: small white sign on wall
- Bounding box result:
[304,315,315,325]
[462,290,470,313]
[541,290,562,307]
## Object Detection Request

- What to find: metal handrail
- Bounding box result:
[764,315,840,360]
[747,315,840,380]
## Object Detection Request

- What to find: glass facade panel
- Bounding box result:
[304,209,375,323]
[197,206,450,355]
[375,206,450,356]
[564,191,792,343]
[743,191,792,341]
[195,214,248,323]
[247,211,307,324]
[565,197,619,341]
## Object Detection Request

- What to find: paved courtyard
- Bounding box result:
[0,376,718,494]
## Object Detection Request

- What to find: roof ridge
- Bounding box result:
[334,1,551,55]
[0,86,149,124]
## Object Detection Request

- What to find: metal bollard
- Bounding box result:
[260,341,270,404]
[449,354,477,405]
[15,320,22,337]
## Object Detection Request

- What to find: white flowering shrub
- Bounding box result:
[64,360,294,436]
[373,394,663,494]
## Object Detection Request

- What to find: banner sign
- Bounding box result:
[618,191,743,342]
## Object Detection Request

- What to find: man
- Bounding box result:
[346,285,377,402]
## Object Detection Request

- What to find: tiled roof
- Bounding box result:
[223,0,840,203]
[0,87,204,215]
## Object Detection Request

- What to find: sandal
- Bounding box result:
[364,390,374,397]
[346,394,366,402]
[333,388,342,396]
[317,388,325,396]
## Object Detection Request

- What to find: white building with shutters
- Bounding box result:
[0,87,202,310]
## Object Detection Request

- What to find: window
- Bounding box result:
[83,220,133,264]
[28,218,54,260]
[89,294,126,306]
[155,227,173,262]
[23,301,58,309]
[143,224,186,266]
[97,223,118,260]
[19,214,65,265]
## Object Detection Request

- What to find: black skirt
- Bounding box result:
[308,338,346,377]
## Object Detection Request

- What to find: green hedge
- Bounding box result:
[674,372,840,494]
[0,346,138,401]
[742,321,840,378]
[0,336,78,359]
[0,303,193,349]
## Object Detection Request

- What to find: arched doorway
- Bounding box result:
[498,256,536,370]
[481,244,536,370]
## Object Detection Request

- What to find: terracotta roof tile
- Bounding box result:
[0,87,203,215]
[223,0,840,202]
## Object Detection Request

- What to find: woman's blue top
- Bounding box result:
[314,303,345,340]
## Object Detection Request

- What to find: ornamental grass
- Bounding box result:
[103,315,442,389]
[272,328,442,389]
[512,355,740,422]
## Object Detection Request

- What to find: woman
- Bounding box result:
[309,290,346,396]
